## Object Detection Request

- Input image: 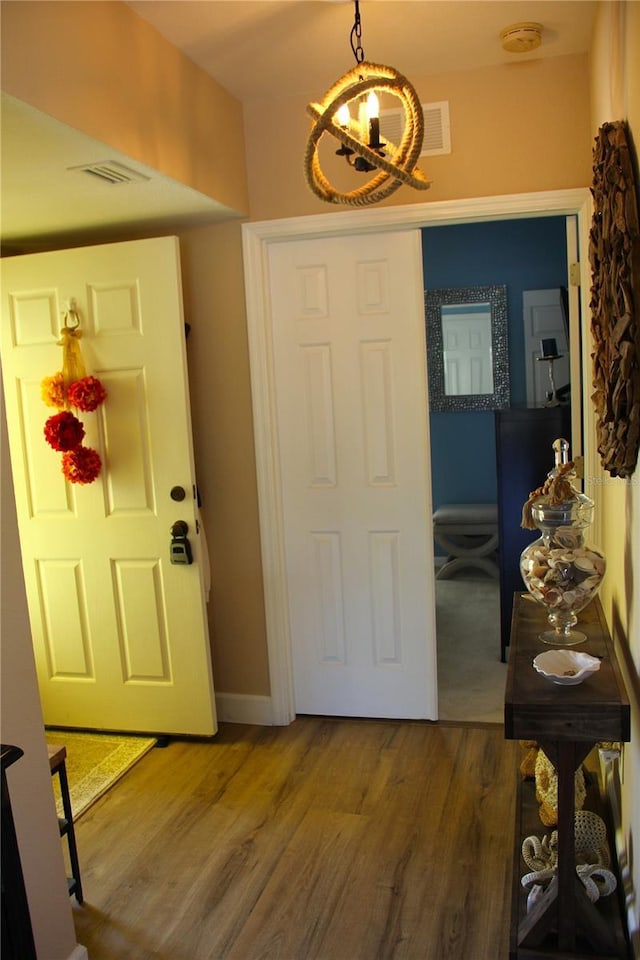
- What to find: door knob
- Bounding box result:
[170,486,186,501]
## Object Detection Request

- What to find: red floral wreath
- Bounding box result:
[41,306,108,484]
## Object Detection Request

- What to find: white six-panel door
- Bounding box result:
[267,230,437,719]
[1,236,216,735]
[441,305,494,395]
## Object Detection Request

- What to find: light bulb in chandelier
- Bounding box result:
[336,103,351,128]
[366,91,381,148]
[304,0,431,206]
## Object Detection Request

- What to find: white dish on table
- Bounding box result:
[533,649,601,685]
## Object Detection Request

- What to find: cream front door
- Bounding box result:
[1,236,216,736]
[267,230,437,719]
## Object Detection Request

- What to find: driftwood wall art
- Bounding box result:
[589,120,640,478]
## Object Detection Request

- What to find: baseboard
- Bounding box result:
[599,747,639,959]
[215,692,274,725]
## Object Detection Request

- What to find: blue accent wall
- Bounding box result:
[422,217,567,515]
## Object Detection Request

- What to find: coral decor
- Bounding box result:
[67,376,108,413]
[41,301,107,484]
[62,446,103,485]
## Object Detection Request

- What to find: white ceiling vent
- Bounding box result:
[67,161,150,185]
[380,101,451,157]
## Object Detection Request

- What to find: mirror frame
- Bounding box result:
[425,283,510,412]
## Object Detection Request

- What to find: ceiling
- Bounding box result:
[125,1,597,102]
[1,1,597,249]
[1,93,231,252]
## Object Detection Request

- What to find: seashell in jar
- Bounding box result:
[542,587,562,606]
[581,575,602,592]
[574,555,596,573]
[531,562,549,579]
[548,565,566,580]
[560,590,578,607]
[556,532,582,549]
[554,551,575,564]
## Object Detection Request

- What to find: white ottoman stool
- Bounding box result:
[433,503,499,580]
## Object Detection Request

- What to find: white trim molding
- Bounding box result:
[242,189,592,726]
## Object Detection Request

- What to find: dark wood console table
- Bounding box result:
[504,593,631,958]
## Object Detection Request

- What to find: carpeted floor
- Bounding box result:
[45,730,157,820]
[436,572,507,724]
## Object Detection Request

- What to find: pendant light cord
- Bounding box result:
[350,0,365,63]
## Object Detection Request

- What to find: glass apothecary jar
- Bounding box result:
[520,439,606,646]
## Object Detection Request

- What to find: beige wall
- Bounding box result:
[1,0,249,217]
[179,222,270,694]
[1,392,83,960]
[244,54,592,220]
[588,0,640,947]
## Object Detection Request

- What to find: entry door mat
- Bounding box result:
[45,730,157,821]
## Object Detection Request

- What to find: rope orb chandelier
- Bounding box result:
[304,1,431,206]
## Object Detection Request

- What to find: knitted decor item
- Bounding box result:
[534,747,586,826]
[521,810,617,906]
[574,809,610,866]
[518,739,539,779]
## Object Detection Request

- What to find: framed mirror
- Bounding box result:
[425,284,510,412]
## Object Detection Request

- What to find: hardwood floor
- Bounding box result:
[72,719,519,960]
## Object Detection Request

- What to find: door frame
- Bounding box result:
[242,188,593,725]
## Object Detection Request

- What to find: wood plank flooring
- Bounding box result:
[71,719,519,960]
